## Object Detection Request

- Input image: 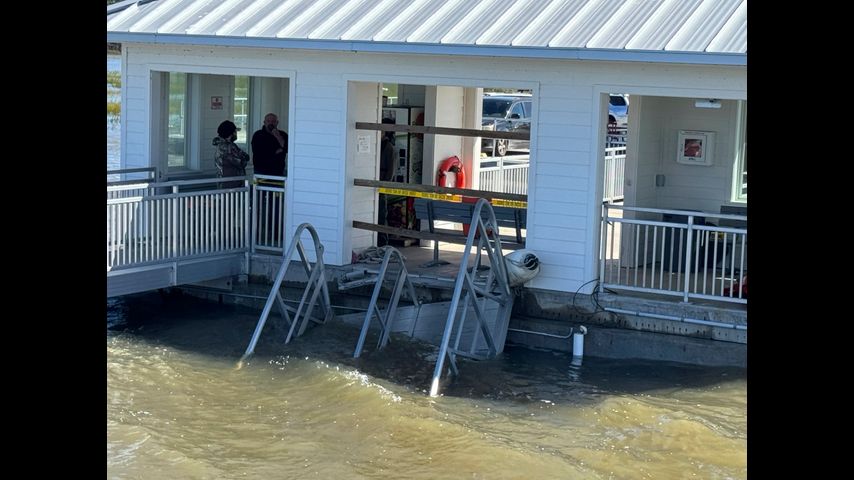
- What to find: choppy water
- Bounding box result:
[108,292,746,479]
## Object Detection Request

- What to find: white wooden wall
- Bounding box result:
[346,81,383,256]
[199,74,234,174]
[632,97,741,214]
[121,44,745,296]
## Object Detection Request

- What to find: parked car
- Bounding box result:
[609,94,629,126]
[482,94,532,156]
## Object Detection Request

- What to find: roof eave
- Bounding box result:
[105,33,747,67]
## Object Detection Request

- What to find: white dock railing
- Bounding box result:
[107,174,288,271]
[603,146,626,203]
[600,204,747,304]
[478,156,529,195]
[106,177,251,271]
[478,145,625,203]
[106,167,158,200]
[252,175,287,253]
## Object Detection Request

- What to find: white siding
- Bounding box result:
[199,74,234,173]
[346,81,383,256]
[121,43,744,295]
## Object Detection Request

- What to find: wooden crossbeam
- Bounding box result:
[355,122,529,141]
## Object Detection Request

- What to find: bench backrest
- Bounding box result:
[412,197,526,232]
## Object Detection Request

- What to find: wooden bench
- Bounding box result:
[352,198,527,267]
[412,198,526,245]
[412,198,526,266]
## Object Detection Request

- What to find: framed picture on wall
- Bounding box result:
[677,130,715,166]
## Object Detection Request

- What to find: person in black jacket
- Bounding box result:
[213,120,249,188]
[251,113,288,178]
[251,113,287,245]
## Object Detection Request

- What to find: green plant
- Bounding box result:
[107,71,121,89]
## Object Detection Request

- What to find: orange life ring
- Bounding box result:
[436,156,466,189]
[437,156,476,235]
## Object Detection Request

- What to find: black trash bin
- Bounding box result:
[661,213,706,272]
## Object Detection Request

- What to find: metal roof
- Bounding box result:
[107,0,747,65]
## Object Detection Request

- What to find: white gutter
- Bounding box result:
[104,32,747,66]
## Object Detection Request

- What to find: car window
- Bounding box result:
[523,101,532,117]
[609,95,627,107]
[483,99,513,118]
[509,102,525,119]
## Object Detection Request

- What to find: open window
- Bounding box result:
[153,72,288,180]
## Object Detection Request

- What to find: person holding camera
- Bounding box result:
[251,113,288,245]
[251,113,288,178]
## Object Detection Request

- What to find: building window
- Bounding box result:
[234,76,250,150]
[167,72,187,168]
[732,101,747,202]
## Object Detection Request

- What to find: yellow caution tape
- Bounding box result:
[379,187,462,203]
[491,199,527,209]
[377,187,526,208]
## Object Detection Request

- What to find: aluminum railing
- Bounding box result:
[107,174,290,272]
[599,204,747,304]
[603,146,626,203]
[107,167,158,200]
[477,145,624,203]
[252,174,286,253]
[478,156,529,195]
[606,131,627,148]
[107,166,157,184]
[106,177,251,271]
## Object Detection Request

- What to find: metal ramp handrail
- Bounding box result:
[429,198,514,397]
[344,247,422,358]
[238,223,334,366]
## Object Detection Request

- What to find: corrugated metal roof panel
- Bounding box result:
[586,0,664,49]
[107,0,747,61]
[624,0,702,51]
[549,0,627,48]
[665,0,742,52]
[476,0,557,46]
[277,0,353,38]
[126,0,192,33]
[440,0,515,46]
[406,0,480,44]
[511,0,589,47]
[108,3,147,32]
[706,0,746,53]
[340,0,415,41]
[309,0,383,40]
[215,0,278,36]
[372,0,444,42]
[246,0,315,38]
[157,0,220,34]
[184,0,256,35]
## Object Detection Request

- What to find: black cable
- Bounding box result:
[571,278,600,316]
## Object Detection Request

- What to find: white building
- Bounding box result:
[107,0,747,298]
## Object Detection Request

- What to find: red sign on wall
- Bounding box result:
[211,96,223,110]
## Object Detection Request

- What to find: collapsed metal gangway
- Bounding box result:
[337,247,422,358]
[428,198,514,396]
[236,203,515,398]
[238,223,333,366]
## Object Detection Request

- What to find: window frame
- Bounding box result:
[731,100,747,202]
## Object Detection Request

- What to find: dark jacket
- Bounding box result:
[251,128,288,176]
[213,136,249,179]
